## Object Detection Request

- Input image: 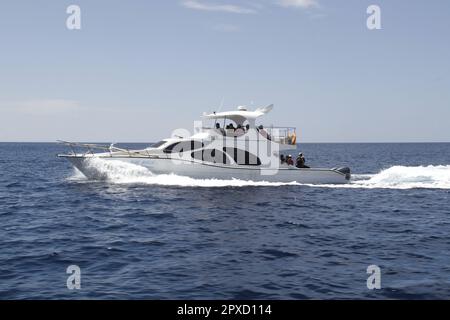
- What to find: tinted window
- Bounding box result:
[163,141,204,154]
[191,149,231,164]
[151,141,167,148]
[191,150,204,161]
[223,147,261,166]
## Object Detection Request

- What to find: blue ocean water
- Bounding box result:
[0,142,449,299]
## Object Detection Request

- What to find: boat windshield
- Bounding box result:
[150,141,167,148]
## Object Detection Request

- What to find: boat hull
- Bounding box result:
[62,155,351,184]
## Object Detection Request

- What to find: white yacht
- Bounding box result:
[58,105,351,184]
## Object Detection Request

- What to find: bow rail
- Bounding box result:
[56,140,155,158]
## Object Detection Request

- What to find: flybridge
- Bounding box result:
[203,104,274,126]
[202,105,297,145]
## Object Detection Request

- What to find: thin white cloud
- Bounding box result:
[277,0,319,9]
[181,0,257,14]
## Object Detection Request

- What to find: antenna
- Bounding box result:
[218,97,225,113]
[216,97,225,127]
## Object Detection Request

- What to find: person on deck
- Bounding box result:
[286,155,294,166]
[235,124,245,136]
[215,123,225,135]
[296,153,310,168]
[226,123,235,136]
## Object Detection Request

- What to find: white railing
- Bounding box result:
[264,127,297,145]
[200,126,297,145]
[57,140,155,158]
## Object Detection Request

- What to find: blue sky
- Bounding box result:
[0,0,449,142]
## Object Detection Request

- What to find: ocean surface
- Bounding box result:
[0,142,449,299]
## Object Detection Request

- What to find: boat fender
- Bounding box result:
[288,132,296,145]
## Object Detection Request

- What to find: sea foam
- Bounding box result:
[69,158,450,189]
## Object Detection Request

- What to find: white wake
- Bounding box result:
[309,165,450,190]
[350,165,450,189]
[68,158,296,187]
[69,158,450,189]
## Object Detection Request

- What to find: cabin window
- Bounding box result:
[163,141,204,154]
[151,141,167,148]
[191,149,231,165]
[223,147,261,166]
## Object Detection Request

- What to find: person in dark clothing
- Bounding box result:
[215,122,225,135]
[295,153,304,168]
[280,154,286,164]
[296,153,310,168]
